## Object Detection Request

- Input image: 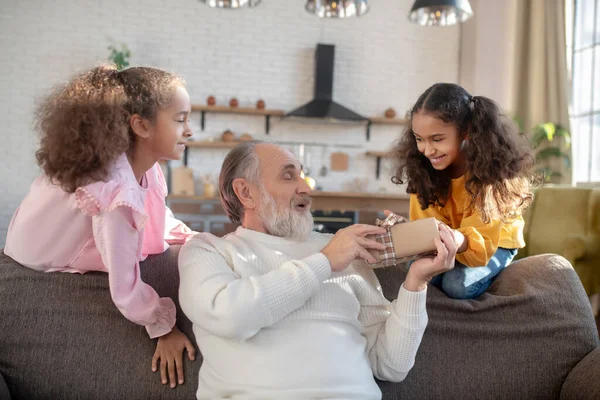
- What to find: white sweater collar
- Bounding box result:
[234,226,312,246]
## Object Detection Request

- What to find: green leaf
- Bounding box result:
[513,116,524,131]
[535,167,552,182]
[531,129,547,148]
[542,122,556,141]
[531,122,571,148]
[535,167,564,183]
[107,41,131,71]
[536,147,571,169]
[554,127,571,148]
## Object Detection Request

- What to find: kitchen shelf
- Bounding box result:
[180,139,364,169]
[186,140,241,149]
[368,117,409,125]
[191,105,285,135]
[365,151,392,157]
[365,117,409,141]
[190,105,408,140]
[169,191,407,201]
[366,151,393,179]
[186,139,362,149]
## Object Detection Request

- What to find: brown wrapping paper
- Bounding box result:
[367,217,440,268]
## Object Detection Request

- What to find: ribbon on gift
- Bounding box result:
[372,212,407,267]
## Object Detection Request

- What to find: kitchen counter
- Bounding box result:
[168,191,410,213]
[308,190,409,213]
[167,191,410,235]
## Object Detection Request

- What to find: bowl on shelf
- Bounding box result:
[221,130,235,142]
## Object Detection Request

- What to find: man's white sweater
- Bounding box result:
[178,227,428,400]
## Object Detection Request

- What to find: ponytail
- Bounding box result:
[463,95,536,222]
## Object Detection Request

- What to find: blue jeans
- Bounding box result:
[428,247,518,299]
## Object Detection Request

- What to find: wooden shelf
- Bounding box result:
[368,117,409,125]
[365,151,394,179]
[186,141,242,149]
[191,104,285,135]
[190,107,406,140]
[310,190,408,200]
[191,105,285,116]
[169,194,219,201]
[366,151,392,158]
[169,191,408,201]
[364,117,408,141]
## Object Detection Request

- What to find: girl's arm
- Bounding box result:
[153,163,197,244]
[409,194,501,267]
[163,206,196,244]
[453,212,502,267]
[93,206,176,338]
[409,195,451,224]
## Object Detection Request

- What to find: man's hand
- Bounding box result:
[152,326,196,388]
[404,224,457,292]
[321,224,387,272]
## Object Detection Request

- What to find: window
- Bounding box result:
[571,0,600,183]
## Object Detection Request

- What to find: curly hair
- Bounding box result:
[391,83,538,223]
[35,64,184,193]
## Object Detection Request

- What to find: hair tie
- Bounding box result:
[469,95,476,110]
[112,69,124,84]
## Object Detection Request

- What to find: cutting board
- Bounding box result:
[171,166,195,196]
[330,152,349,171]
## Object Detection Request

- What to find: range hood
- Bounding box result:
[286,44,368,123]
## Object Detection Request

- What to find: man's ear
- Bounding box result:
[232,178,256,210]
[130,114,152,140]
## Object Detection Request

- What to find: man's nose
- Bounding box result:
[298,176,312,194]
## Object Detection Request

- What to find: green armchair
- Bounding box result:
[517,186,600,299]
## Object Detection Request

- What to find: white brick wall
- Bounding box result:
[0,0,460,246]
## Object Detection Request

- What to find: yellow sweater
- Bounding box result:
[409,175,525,267]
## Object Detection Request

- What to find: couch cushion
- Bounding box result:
[1,248,598,400]
[0,371,10,400]
[374,254,600,400]
[0,248,200,400]
[525,187,594,256]
[561,346,600,399]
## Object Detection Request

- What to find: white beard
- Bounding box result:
[257,190,314,242]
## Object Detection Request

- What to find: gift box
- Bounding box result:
[367,217,440,268]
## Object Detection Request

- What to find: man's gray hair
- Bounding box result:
[219,141,262,223]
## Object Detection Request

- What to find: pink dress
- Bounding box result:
[4,153,195,338]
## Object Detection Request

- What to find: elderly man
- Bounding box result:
[179,141,456,400]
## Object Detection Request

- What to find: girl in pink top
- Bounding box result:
[4,64,197,389]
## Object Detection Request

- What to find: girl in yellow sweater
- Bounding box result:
[391,83,537,299]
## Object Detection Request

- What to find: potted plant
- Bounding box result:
[530,122,571,184]
[107,40,131,71]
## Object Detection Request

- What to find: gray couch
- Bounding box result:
[0,248,598,399]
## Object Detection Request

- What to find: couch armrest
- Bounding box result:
[0,372,10,400]
[562,234,600,263]
[561,346,600,399]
